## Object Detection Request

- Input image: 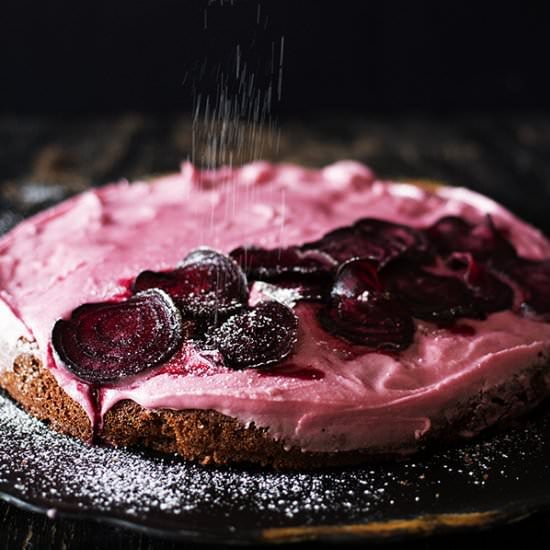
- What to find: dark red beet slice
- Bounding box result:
[207,301,298,369]
[332,257,382,298]
[303,218,428,265]
[491,257,550,318]
[380,259,484,324]
[354,218,429,259]
[52,289,184,384]
[230,246,335,304]
[446,252,514,314]
[229,246,337,279]
[133,247,248,322]
[320,293,414,351]
[317,256,415,350]
[302,226,364,263]
[427,215,516,261]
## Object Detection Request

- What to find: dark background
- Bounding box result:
[1,0,549,115]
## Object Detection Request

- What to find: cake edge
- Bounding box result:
[1,351,549,470]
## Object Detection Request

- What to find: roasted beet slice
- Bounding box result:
[332,258,382,298]
[230,246,334,305]
[303,218,428,265]
[320,293,414,351]
[321,257,414,350]
[427,215,516,261]
[302,226,365,263]
[446,253,514,314]
[230,246,337,279]
[52,289,184,384]
[133,247,248,322]
[207,300,298,369]
[491,257,550,318]
[380,259,484,324]
[354,217,429,259]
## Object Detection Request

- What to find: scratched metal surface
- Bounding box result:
[0,114,549,549]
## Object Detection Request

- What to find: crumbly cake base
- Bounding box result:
[0,353,93,442]
[1,352,549,470]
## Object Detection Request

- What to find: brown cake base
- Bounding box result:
[1,350,550,470]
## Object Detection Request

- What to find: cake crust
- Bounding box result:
[1,352,549,470]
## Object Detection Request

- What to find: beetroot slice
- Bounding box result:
[321,256,414,350]
[133,247,248,322]
[229,246,335,304]
[332,257,383,298]
[491,257,550,318]
[302,218,428,265]
[320,294,414,351]
[426,215,516,261]
[302,226,365,263]
[446,252,514,314]
[380,259,484,324]
[229,246,337,279]
[354,217,429,259]
[207,301,298,369]
[52,289,184,384]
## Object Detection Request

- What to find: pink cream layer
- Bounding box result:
[1,161,550,453]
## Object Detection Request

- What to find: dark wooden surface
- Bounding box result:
[1,113,550,548]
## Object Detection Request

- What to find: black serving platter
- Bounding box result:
[0,391,549,545]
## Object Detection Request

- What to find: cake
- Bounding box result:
[1,161,549,469]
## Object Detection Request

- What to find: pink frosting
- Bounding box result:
[1,161,550,452]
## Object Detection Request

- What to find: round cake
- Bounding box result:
[0,161,549,469]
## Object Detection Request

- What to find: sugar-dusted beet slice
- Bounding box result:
[133,247,248,321]
[320,293,415,351]
[426,215,516,261]
[380,258,484,324]
[491,257,550,318]
[207,300,298,369]
[302,218,428,265]
[52,289,184,384]
[446,252,514,314]
[230,246,337,280]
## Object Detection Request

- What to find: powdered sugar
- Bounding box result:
[0,392,548,541]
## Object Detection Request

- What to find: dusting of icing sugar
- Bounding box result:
[0,393,547,537]
[248,281,303,308]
